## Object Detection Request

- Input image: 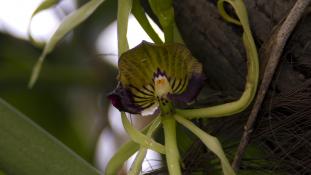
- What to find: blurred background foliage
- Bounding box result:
[1,0,310,174]
[0,0,118,166]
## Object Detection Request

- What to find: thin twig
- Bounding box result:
[232,0,311,171]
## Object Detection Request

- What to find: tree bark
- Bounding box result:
[173,0,311,174]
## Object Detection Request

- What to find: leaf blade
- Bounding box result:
[28,0,105,88]
[0,98,100,175]
[28,0,60,47]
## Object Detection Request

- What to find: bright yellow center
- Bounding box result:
[154,75,172,98]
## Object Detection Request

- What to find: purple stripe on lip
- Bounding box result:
[108,83,142,114]
[168,73,205,104]
[153,68,166,79]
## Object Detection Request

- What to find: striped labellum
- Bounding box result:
[108,41,205,116]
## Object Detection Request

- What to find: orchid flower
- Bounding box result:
[25,0,258,174]
[108,41,205,116]
[105,0,258,174]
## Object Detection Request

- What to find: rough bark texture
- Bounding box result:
[171,0,311,174]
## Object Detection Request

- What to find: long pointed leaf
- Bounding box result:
[28,0,60,47]
[29,0,105,88]
[0,98,100,175]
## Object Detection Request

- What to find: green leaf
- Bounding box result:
[0,98,100,175]
[28,0,60,47]
[28,0,105,88]
[0,170,6,175]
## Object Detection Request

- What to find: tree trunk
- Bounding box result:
[171,0,311,174]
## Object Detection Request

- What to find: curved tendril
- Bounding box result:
[129,115,162,175]
[174,114,236,175]
[121,112,165,154]
[28,0,106,88]
[176,0,259,119]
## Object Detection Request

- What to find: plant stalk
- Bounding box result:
[162,114,181,175]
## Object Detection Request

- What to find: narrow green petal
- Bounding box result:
[132,0,163,44]
[128,114,161,175]
[28,0,105,88]
[105,141,139,175]
[176,0,258,119]
[148,0,174,43]
[105,116,159,175]
[28,0,60,47]
[117,0,132,56]
[121,112,165,154]
[175,114,236,175]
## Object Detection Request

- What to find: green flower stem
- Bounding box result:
[162,114,182,175]
[174,114,236,175]
[121,112,165,154]
[176,0,258,119]
[117,0,132,56]
[129,115,162,175]
[132,0,163,44]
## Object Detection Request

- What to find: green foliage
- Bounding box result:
[0,98,100,175]
[28,0,60,47]
[29,0,106,88]
[0,170,6,175]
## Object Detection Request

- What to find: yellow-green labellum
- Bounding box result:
[108,41,205,115]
